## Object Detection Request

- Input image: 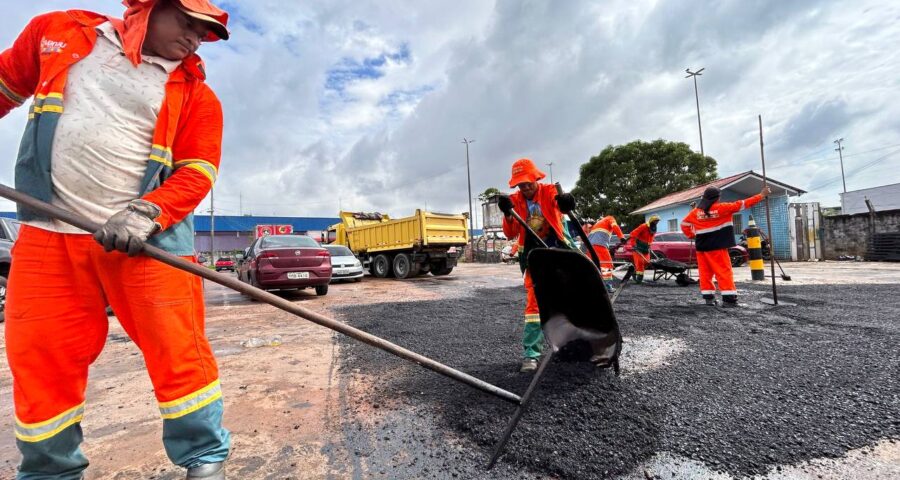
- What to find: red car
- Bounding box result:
[613,231,749,267]
[237,235,332,295]
[214,257,235,272]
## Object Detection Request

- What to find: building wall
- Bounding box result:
[643,193,793,260]
[194,232,255,254]
[749,195,791,260]
[822,209,900,258]
[194,230,329,254]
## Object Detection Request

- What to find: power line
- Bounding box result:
[767,141,900,171]
[804,147,900,193]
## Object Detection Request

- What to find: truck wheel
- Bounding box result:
[393,254,414,279]
[372,254,392,278]
[432,266,453,276]
[431,260,453,276]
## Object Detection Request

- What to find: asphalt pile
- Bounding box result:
[334,281,900,479]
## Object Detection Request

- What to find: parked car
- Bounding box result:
[237,234,332,295]
[614,231,749,267]
[214,256,236,272]
[0,217,21,322]
[323,244,364,282]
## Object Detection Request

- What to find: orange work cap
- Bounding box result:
[115,0,229,66]
[175,0,230,41]
[508,158,546,188]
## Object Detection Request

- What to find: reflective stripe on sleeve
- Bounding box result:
[175,158,218,184]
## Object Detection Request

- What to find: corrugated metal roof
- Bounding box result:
[632,171,806,214]
[840,182,900,214]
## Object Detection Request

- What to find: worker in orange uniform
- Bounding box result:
[681,186,770,307]
[588,215,625,293]
[497,159,575,373]
[1,1,231,478]
[628,215,660,284]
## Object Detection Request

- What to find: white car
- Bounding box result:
[323,245,364,282]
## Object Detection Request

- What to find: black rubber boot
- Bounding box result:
[722,295,738,308]
[703,294,716,306]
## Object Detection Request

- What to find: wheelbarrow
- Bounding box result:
[487,189,629,468]
[650,256,696,286]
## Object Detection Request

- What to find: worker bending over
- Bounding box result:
[681,186,770,307]
[1,1,231,478]
[628,215,660,284]
[498,158,575,373]
[588,215,624,292]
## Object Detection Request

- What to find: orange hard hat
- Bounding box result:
[508,158,546,188]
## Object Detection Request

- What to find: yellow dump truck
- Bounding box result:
[326,210,469,279]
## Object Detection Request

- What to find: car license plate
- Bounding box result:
[335,268,349,275]
[287,272,309,279]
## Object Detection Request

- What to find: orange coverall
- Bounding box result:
[681,194,763,302]
[588,216,624,284]
[1,9,229,475]
[628,222,655,283]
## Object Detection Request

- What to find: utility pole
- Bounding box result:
[834,138,847,193]
[462,138,475,238]
[685,67,705,156]
[208,189,215,262]
[239,191,242,216]
[546,162,555,183]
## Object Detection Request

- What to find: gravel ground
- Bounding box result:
[334,280,900,479]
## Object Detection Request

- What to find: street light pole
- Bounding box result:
[685,67,705,156]
[546,162,554,183]
[834,138,847,193]
[462,138,475,238]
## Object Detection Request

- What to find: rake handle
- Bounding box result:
[0,184,522,405]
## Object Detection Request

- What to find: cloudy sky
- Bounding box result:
[2,0,899,224]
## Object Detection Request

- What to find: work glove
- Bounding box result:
[555,192,576,214]
[93,199,161,256]
[497,194,514,216]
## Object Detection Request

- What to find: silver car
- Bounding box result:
[323,244,364,282]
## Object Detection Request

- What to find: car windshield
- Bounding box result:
[260,235,319,248]
[216,257,232,262]
[325,245,353,256]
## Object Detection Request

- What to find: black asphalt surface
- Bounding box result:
[332,279,900,479]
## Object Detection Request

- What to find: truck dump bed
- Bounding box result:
[343,210,468,254]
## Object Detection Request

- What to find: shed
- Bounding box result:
[631,171,805,260]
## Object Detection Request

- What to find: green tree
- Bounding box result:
[477,187,502,202]
[571,140,717,228]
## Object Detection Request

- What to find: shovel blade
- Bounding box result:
[527,248,622,365]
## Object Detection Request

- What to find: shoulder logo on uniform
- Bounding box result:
[40,38,67,55]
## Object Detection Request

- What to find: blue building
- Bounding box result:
[631,171,805,260]
[193,215,339,254]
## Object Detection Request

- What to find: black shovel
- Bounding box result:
[487,201,625,468]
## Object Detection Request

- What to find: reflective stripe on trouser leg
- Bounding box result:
[523,270,544,359]
[632,252,647,283]
[708,248,737,301]
[6,226,110,479]
[696,250,717,296]
[593,245,615,284]
[93,247,231,468]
